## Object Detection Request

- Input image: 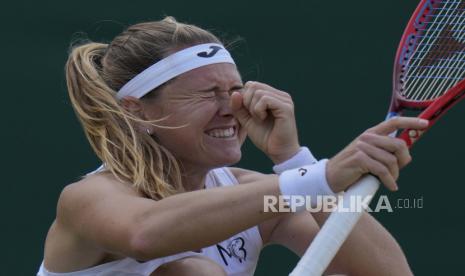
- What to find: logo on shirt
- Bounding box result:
[197,45,222,58]
[216,237,247,266]
[298,168,307,176]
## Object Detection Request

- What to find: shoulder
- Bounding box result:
[227,167,272,184]
[45,173,136,270]
[57,172,138,224]
[59,172,136,202]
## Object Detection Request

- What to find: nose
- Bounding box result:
[217,92,233,117]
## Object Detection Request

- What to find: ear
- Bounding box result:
[120,96,144,117]
[120,96,161,135]
[120,96,151,134]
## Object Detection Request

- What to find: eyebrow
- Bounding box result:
[197,84,244,92]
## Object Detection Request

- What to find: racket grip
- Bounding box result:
[289,174,380,276]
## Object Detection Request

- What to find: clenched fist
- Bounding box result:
[230,81,300,164]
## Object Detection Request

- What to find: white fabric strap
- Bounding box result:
[273,147,318,175]
[279,159,336,212]
[116,43,235,99]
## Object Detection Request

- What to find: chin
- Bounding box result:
[212,149,242,167]
[227,152,242,165]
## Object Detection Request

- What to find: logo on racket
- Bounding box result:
[197,45,222,58]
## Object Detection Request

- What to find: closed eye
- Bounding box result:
[230,85,244,94]
[197,85,243,97]
[200,91,216,98]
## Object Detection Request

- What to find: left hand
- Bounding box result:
[230,81,300,164]
[326,117,427,192]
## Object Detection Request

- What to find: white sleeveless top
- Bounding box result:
[37,167,263,276]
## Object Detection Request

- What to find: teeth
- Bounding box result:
[207,127,235,138]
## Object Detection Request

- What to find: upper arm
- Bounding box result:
[230,167,411,275]
[56,175,156,259]
[269,211,412,275]
[267,212,350,274]
[267,211,320,256]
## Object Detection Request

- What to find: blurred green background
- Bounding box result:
[2,0,464,275]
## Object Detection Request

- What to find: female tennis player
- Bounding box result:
[37,17,427,275]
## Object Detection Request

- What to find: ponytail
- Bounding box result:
[65,42,183,200]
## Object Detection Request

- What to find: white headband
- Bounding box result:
[116,43,235,99]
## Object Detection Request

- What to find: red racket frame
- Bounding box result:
[390,0,465,146]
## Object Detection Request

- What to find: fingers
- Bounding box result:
[359,133,412,168]
[243,81,291,102]
[352,120,418,191]
[368,117,429,136]
[355,151,398,191]
[253,95,273,120]
[254,94,294,120]
[230,91,244,112]
[241,81,293,120]
[328,116,425,193]
[355,140,400,183]
[230,91,251,127]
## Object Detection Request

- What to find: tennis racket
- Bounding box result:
[290,0,465,275]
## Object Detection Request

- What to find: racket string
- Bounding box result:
[403,0,456,98]
[422,2,465,100]
[404,0,465,101]
[404,0,462,100]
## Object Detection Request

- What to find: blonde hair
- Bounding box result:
[65,17,222,200]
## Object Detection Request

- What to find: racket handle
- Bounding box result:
[289,174,380,276]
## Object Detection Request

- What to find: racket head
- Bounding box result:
[390,0,465,146]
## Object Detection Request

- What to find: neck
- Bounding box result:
[180,163,211,192]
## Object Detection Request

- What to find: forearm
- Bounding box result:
[132,175,281,259]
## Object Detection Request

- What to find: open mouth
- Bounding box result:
[205,126,237,139]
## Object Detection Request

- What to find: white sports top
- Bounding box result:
[37,167,263,276]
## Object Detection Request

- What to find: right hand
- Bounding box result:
[230,81,300,164]
[326,117,429,192]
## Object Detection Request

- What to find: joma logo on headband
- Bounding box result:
[197,45,222,58]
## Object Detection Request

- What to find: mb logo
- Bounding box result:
[216,237,247,266]
[197,45,222,58]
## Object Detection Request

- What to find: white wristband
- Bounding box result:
[278,159,335,212]
[273,147,317,175]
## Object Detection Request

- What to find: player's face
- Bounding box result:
[142,63,246,171]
